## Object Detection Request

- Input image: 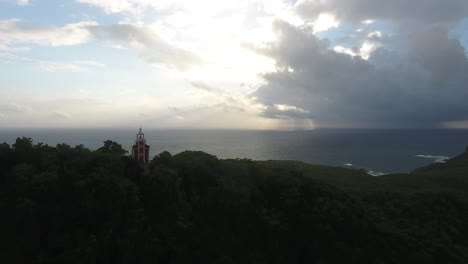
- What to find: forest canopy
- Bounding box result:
[1,138,468,263]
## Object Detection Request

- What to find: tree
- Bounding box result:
[56,143,71,152]
[12,137,33,151]
[97,140,128,155]
[73,144,91,153]
[0,142,11,153]
[152,151,172,166]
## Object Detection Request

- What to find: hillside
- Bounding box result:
[1,138,468,263]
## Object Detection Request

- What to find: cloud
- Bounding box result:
[442,120,468,129]
[35,60,105,72]
[1,0,467,130]
[187,80,257,114]
[75,0,169,14]
[310,13,339,33]
[50,111,72,119]
[190,81,223,94]
[148,102,274,130]
[0,19,96,47]
[250,20,468,128]
[3,102,33,113]
[110,44,128,50]
[368,31,383,39]
[87,23,202,70]
[0,50,105,72]
[84,23,201,70]
[37,61,83,72]
[168,106,180,112]
[295,0,468,24]
[406,25,468,84]
[16,0,29,6]
[0,20,201,71]
[261,104,312,119]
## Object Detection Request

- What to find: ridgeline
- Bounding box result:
[1,137,468,263]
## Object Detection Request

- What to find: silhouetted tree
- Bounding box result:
[97,140,127,155]
[12,137,33,151]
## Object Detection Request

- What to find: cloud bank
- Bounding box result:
[250,0,468,128]
[0,19,201,71]
[295,0,468,24]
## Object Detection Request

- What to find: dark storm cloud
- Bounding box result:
[406,26,468,84]
[252,21,468,127]
[295,0,468,24]
[250,0,468,127]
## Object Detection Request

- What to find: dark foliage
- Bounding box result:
[1,138,468,263]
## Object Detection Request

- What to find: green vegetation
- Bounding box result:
[1,137,468,263]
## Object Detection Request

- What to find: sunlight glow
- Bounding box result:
[312,13,339,33]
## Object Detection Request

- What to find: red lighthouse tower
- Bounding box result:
[132,127,150,166]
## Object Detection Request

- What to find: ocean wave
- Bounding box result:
[415,154,451,163]
[343,163,385,176]
[367,170,386,176]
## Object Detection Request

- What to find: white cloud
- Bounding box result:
[75,0,165,14]
[362,19,375,25]
[5,102,32,113]
[75,0,295,19]
[38,61,83,72]
[0,19,97,47]
[51,111,72,119]
[88,23,202,71]
[334,46,358,56]
[73,60,105,67]
[0,50,106,72]
[274,104,309,113]
[0,20,199,71]
[442,120,468,129]
[368,31,383,39]
[36,60,104,72]
[0,51,18,62]
[0,45,30,52]
[311,13,339,33]
[333,41,380,60]
[110,44,128,50]
[334,42,381,60]
[359,41,380,59]
[72,0,299,78]
[16,0,29,6]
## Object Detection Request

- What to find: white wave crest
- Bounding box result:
[415,154,451,163]
[367,170,386,176]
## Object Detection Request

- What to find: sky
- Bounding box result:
[0,0,467,129]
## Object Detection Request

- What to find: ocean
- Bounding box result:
[1,128,468,175]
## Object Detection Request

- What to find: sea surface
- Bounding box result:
[1,128,468,174]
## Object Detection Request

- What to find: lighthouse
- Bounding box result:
[132,127,150,166]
